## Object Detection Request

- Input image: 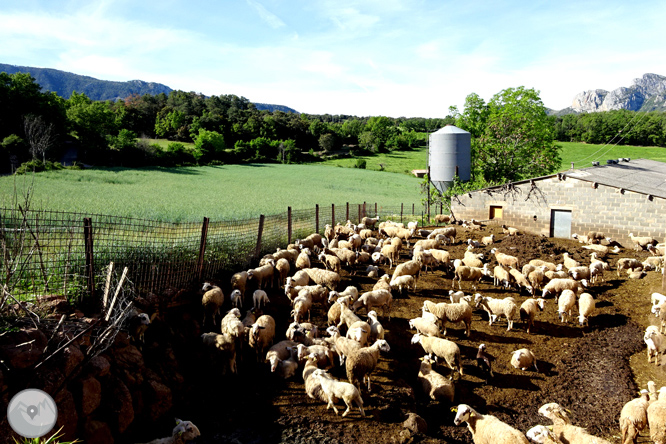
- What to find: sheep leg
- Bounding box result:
[342,402,351,417]
[365,375,372,392]
[357,399,365,417]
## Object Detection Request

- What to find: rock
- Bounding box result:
[54,389,78,441]
[79,376,102,416]
[571,73,666,112]
[0,328,47,369]
[86,355,111,377]
[112,345,145,389]
[83,419,114,444]
[33,367,65,394]
[403,412,427,435]
[59,343,85,377]
[35,294,70,313]
[104,375,134,434]
[145,379,173,421]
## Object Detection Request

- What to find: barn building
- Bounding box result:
[451,158,666,245]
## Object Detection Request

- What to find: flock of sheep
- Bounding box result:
[145,214,666,444]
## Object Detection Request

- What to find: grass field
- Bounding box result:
[317,141,666,175]
[0,164,422,222]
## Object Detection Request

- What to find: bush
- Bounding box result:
[15,159,64,175]
[354,159,367,169]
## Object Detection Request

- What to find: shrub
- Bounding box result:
[354,159,367,169]
[15,159,63,175]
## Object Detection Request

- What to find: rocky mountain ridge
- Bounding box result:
[570,73,666,113]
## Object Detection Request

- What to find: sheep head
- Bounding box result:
[453,404,475,425]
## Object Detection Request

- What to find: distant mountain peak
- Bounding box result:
[570,73,666,113]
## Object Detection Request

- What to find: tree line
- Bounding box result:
[2,70,665,181]
[0,72,451,173]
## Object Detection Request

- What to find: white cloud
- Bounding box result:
[245,0,286,29]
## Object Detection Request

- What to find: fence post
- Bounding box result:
[375,202,377,216]
[332,204,335,227]
[363,202,366,219]
[412,203,415,216]
[316,204,319,233]
[255,215,265,259]
[83,217,95,299]
[288,206,292,245]
[357,205,361,224]
[401,203,403,223]
[346,202,349,222]
[197,217,209,281]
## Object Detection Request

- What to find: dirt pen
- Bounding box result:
[0,202,424,306]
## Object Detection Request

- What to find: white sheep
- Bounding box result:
[248,314,276,362]
[345,339,391,391]
[201,282,224,326]
[453,404,529,444]
[302,354,326,403]
[296,249,311,270]
[291,292,312,323]
[144,419,201,444]
[508,267,533,294]
[366,310,385,342]
[247,261,275,289]
[529,259,557,271]
[577,293,595,327]
[643,256,664,272]
[619,389,649,444]
[296,343,334,369]
[617,258,643,276]
[434,214,451,225]
[229,289,243,309]
[352,289,393,319]
[221,308,244,340]
[328,286,359,304]
[265,339,298,372]
[274,257,290,287]
[411,333,463,375]
[337,298,362,331]
[588,261,606,283]
[409,315,442,337]
[510,348,538,371]
[286,269,310,287]
[491,248,519,269]
[429,249,451,270]
[538,402,612,444]
[647,388,666,444]
[542,278,587,300]
[391,258,422,287]
[462,249,484,268]
[629,232,658,250]
[422,299,472,337]
[252,289,270,310]
[562,252,580,270]
[230,271,248,303]
[493,265,513,288]
[327,325,362,366]
[373,274,392,292]
[453,264,491,290]
[528,266,548,294]
[418,355,455,403]
[474,294,518,331]
[481,234,495,246]
[390,275,416,293]
[302,268,340,291]
[557,289,576,324]
[366,265,379,278]
[318,251,342,274]
[501,225,520,236]
[519,298,545,334]
[644,325,666,365]
[312,368,365,417]
[346,320,371,347]
[525,425,562,444]
[201,332,237,374]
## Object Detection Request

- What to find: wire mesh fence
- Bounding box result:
[0,202,424,306]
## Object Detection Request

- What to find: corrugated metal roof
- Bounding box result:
[565,158,666,198]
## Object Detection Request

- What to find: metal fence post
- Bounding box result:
[363,202,366,219]
[412,203,415,216]
[332,204,335,227]
[288,206,292,245]
[197,217,209,281]
[255,215,265,259]
[401,203,404,223]
[316,204,319,233]
[346,202,349,221]
[83,217,95,299]
[358,205,361,224]
[375,202,377,216]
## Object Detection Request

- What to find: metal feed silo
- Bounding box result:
[428,125,471,193]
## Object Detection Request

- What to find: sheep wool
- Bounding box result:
[453,404,529,444]
[418,355,455,403]
[578,293,595,327]
[312,369,365,417]
[511,348,538,371]
[201,282,224,326]
[619,390,649,444]
[411,333,463,375]
[144,419,201,444]
[525,425,562,444]
[345,339,391,391]
[303,268,341,291]
[538,402,612,444]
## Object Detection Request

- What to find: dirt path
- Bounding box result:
[178,224,665,444]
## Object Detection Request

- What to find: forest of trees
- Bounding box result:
[2,70,666,182]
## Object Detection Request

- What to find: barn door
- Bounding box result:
[489,206,503,220]
[550,209,572,238]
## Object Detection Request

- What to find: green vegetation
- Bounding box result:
[558,141,666,169]
[319,146,427,175]
[0,165,421,221]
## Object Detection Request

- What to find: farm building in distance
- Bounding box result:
[451,158,666,245]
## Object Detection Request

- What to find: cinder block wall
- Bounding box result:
[452,175,666,245]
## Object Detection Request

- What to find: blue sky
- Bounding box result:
[2,0,665,117]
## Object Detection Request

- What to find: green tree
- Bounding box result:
[193,129,225,163]
[456,87,560,183]
[66,92,117,162]
[318,133,337,152]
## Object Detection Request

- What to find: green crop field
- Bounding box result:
[0,164,422,222]
[318,141,666,176]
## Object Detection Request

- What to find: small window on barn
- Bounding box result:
[489,206,503,220]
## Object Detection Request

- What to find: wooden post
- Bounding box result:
[197,217,209,281]
[288,206,292,245]
[315,204,319,233]
[346,202,349,222]
[363,201,366,219]
[412,203,415,215]
[375,202,377,216]
[357,205,361,224]
[332,204,335,227]
[401,203,404,223]
[255,215,265,259]
[83,217,95,299]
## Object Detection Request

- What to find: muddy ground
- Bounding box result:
[141,224,666,444]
